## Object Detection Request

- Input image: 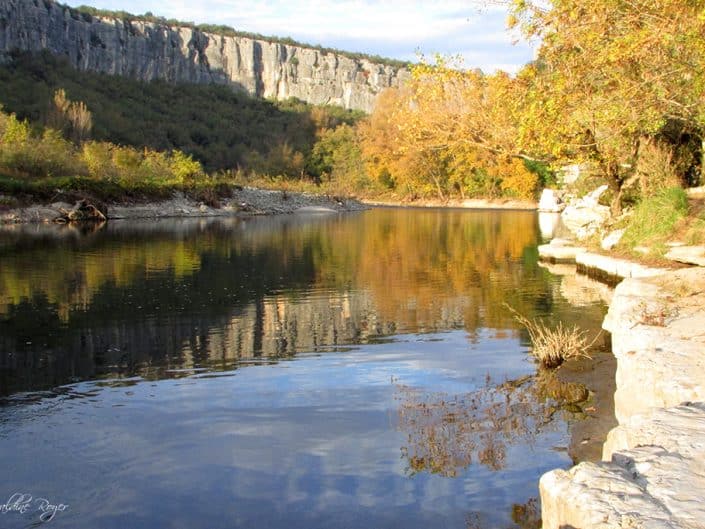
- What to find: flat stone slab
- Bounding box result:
[293,206,338,214]
[602,268,705,421]
[665,245,705,266]
[538,240,586,263]
[576,252,665,280]
[604,403,705,461]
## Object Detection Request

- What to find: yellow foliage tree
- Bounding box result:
[359,57,539,201]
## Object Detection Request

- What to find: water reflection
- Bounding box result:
[0,332,573,529]
[0,210,604,396]
[0,210,611,529]
[395,368,593,477]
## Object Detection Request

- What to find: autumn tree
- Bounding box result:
[48,89,93,144]
[509,0,705,212]
[358,59,540,201]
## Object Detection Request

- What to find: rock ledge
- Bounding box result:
[541,268,705,529]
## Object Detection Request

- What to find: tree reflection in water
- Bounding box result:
[466,498,541,529]
[395,369,589,477]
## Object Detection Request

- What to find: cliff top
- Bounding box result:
[67,2,411,70]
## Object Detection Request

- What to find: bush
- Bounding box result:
[619,186,689,254]
[636,141,682,198]
[507,305,594,369]
[498,158,539,200]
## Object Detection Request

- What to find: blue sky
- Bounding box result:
[63,0,536,73]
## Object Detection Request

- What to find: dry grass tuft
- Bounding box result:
[506,305,596,369]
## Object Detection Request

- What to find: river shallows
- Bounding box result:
[0,209,607,529]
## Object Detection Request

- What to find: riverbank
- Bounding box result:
[362,197,537,210]
[537,247,705,528]
[0,187,368,223]
[0,187,541,223]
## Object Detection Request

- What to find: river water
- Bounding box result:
[0,208,608,529]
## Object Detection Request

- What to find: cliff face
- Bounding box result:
[0,0,410,112]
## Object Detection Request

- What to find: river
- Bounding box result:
[0,208,610,528]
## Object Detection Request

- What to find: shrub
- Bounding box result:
[498,158,539,200]
[619,186,688,254]
[506,305,595,369]
[170,150,204,184]
[81,141,118,181]
[636,141,682,198]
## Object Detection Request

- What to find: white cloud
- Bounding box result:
[64,0,535,72]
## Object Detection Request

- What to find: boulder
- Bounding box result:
[541,269,705,529]
[538,212,562,239]
[600,229,625,251]
[538,188,564,212]
[561,186,611,240]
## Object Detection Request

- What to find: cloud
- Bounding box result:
[65,0,535,72]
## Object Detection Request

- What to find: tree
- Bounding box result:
[358,58,539,201]
[49,88,93,144]
[510,0,705,212]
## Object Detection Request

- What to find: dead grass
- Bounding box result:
[506,305,597,368]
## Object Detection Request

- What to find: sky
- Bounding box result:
[63,0,537,73]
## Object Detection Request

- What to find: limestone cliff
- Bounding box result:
[0,0,410,112]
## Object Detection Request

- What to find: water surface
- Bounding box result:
[0,209,608,528]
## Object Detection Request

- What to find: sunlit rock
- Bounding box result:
[541,445,705,529]
[561,186,611,240]
[542,268,705,529]
[603,268,705,421]
[576,252,663,280]
[0,0,409,112]
[665,245,705,266]
[600,229,624,251]
[538,211,562,239]
[538,189,564,213]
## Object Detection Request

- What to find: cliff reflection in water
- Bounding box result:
[0,209,604,396]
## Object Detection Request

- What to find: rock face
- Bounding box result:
[541,268,705,529]
[561,185,611,239]
[0,0,410,112]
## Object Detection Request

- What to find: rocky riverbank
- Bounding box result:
[537,249,705,528]
[0,187,368,223]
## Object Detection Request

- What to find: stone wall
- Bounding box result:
[0,0,410,112]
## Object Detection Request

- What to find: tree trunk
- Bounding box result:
[604,163,624,217]
[701,138,705,186]
[610,186,623,217]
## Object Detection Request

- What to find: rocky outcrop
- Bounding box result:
[665,245,705,266]
[538,243,665,281]
[561,185,611,240]
[0,0,410,112]
[538,188,565,213]
[541,268,705,529]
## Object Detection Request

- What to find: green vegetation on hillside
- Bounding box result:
[0,51,363,178]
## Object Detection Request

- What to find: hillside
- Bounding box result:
[0,51,363,174]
